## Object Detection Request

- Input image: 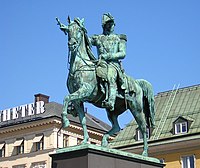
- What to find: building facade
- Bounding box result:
[0,94,113,168]
[110,84,200,168]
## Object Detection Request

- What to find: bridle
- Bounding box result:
[67,21,96,72]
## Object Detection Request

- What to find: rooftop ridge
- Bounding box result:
[86,113,111,131]
[156,84,200,97]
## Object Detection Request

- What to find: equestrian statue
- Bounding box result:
[56,13,155,156]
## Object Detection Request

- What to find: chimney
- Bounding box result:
[34,93,50,104]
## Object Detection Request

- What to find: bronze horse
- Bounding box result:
[57,17,155,156]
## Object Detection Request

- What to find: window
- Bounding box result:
[13,139,24,155]
[31,162,46,168]
[159,158,165,164]
[0,143,5,157]
[175,122,187,134]
[63,134,69,147]
[36,137,44,151]
[12,164,26,168]
[159,158,165,168]
[33,134,44,151]
[137,128,150,141]
[16,142,24,155]
[77,138,82,145]
[91,142,96,145]
[173,116,192,135]
[181,155,195,168]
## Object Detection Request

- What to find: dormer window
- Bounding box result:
[136,127,150,141]
[175,122,187,134]
[173,116,193,135]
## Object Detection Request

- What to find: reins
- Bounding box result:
[67,23,97,74]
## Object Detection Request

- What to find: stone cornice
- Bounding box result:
[0,117,60,134]
[114,133,200,155]
[0,117,114,139]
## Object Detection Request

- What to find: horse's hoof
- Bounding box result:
[62,119,70,128]
[81,140,88,144]
[101,141,108,147]
[81,138,89,145]
[142,151,148,157]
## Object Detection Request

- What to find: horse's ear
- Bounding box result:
[67,15,71,24]
[81,18,85,25]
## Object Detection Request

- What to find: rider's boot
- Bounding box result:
[121,75,128,91]
[104,85,117,111]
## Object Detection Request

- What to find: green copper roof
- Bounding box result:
[109,84,200,148]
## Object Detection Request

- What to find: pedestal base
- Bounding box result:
[50,144,164,168]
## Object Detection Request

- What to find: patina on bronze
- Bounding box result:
[56,14,155,156]
[90,13,127,111]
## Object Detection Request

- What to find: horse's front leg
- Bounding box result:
[62,91,85,128]
[62,83,93,130]
[62,94,72,128]
[74,102,89,144]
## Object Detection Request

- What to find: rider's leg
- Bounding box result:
[104,67,117,111]
[107,83,117,111]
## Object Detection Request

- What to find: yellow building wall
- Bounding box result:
[0,119,106,168]
[156,149,200,168]
[0,151,52,168]
[0,122,57,167]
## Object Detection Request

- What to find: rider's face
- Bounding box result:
[104,21,115,33]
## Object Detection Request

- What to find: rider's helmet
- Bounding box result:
[102,13,115,28]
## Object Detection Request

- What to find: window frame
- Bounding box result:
[181,155,195,168]
[137,127,150,141]
[77,138,82,145]
[159,158,165,164]
[175,121,188,134]
[63,134,69,148]
[16,140,24,155]
[12,164,26,168]
[30,161,46,168]
[0,143,5,157]
[36,137,44,151]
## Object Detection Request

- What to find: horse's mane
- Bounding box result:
[84,33,97,61]
[74,18,96,61]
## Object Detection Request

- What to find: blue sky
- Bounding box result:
[1,1,200,128]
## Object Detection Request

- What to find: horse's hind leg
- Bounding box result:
[102,110,120,147]
[129,99,148,156]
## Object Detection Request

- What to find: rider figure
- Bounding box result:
[90,13,127,111]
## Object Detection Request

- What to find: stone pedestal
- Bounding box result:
[50,144,164,168]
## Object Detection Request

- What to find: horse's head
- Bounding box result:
[64,17,86,52]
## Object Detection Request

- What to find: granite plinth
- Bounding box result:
[50,144,164,168]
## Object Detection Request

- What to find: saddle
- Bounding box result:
[96,61,109,81]
[95,60,136,97]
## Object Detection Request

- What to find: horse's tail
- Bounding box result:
[136,79,155,128]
